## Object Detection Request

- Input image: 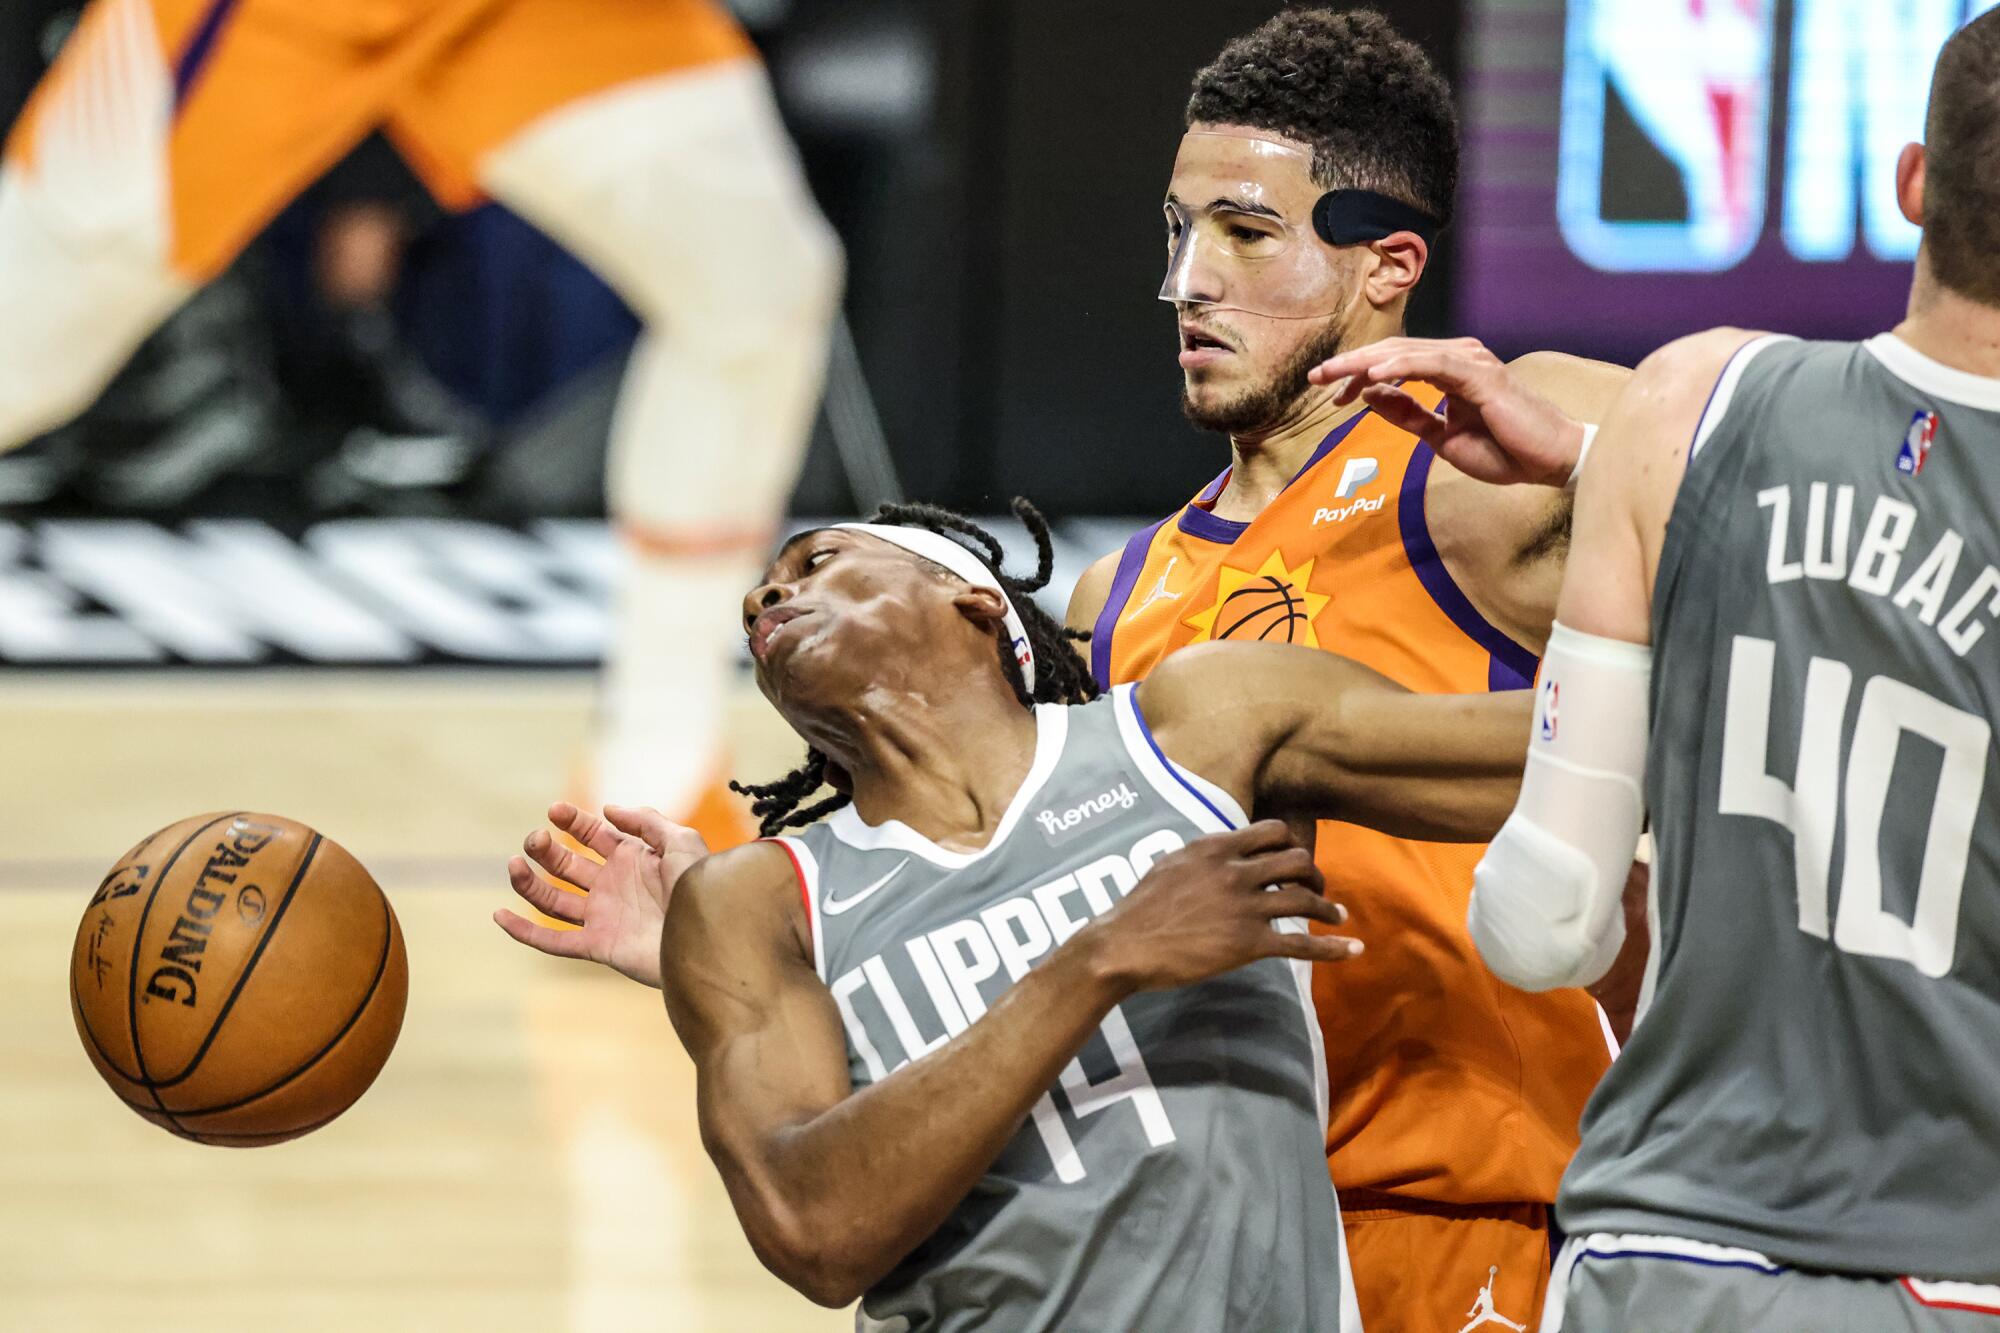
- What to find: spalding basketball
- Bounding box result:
[1216,574,1310,643]
[69,813,407,1146]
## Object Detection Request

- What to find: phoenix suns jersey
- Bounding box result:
[1559,334,2000,1283]
[1092,386,1612,1207]
[776,688,1357,1332]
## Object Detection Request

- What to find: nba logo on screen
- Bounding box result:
[1897,411,1939,476]
[1556,0,1775,272]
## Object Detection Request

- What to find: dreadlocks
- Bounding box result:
[730,497,1098,836]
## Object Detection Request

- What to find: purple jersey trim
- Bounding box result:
[1575,1247,1788,1276]
[1398,444,1542,686]
[1174,409,1377,541]
[1090,517,1170,689]
[174,0,242,109]
[1127,688,1238,830]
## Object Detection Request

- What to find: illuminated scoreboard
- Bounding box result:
[1458,0,1997,361]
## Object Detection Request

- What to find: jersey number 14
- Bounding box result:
[1718,635,1991,978]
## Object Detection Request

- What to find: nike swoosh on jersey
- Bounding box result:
[822,859,909,916]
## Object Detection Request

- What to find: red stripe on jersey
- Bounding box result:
[765,838,812,960]
[1903,1278,2000,1315]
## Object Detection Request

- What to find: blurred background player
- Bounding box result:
[1067,13,1630,1329]
[1442,9,2000,1327]
[0,0,843,843]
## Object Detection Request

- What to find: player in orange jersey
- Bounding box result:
[1066,12,1633,1331]
[0,0,841,845]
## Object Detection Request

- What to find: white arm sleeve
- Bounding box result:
[1469,622,1650,991]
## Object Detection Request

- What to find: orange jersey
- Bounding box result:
[1094,385,1611,1207]
[8,0,753,278]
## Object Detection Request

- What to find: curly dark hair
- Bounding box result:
[1186,7,1458,227]
[730,498,1100,836]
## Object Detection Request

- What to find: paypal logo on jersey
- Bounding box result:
[1312,457,1383,526]
[1036,782,1139,844]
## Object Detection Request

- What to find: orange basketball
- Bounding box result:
[69,813,408,1147]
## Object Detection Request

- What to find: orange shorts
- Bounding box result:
[7,0,753,278]
[1343,1199,1554,1333]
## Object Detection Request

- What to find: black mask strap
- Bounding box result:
[1312,190,1442,248]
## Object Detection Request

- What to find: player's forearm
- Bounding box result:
[1262,688,1533,839]
[727,932,1130,1305]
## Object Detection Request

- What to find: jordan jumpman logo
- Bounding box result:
[1456,1266,1527,1333]
[1128,556,1181,618]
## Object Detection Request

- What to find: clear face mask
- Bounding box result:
[1159,134,1347,320]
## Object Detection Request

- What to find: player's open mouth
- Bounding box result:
[749,606,811,663]
[1179,324,1233,369]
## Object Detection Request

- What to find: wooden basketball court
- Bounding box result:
[2,670,850,1331]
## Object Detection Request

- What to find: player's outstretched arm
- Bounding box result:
[1305,336,1629,487]
[493,801,708,988]
[665,827,1354,1308]
[1468,328,1762,991]
[1137,643,1535,841]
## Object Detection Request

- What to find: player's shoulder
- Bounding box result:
[1504,348,1633,423]
[1631,327,1777,399]
[672,839,803,933]
[1068,548,1125,633]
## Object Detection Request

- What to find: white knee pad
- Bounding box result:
[0,0,192,449]
[481,60,843,534]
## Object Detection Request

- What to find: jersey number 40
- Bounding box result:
[1717,635,1992,978]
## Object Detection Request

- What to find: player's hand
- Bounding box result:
[1083,821,1359,993]
[494,801,709,988]
[1306,336,1586,487]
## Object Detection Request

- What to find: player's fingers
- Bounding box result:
[508,854,587,923]
[522,828,600,894]
[1257,885,1345,925]
[1266,930,1365,963]
[1237,845,1324,895]
[1358,384,1448,442]
[493,908,592,960]
[603,804,707,858]
[1305,336,1423,386]
[547,801,622,859]
[1212,819,1298,859]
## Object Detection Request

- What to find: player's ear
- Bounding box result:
[1896,142,1926,227]
[1361,232,1428,308]
[952,586,1009,630]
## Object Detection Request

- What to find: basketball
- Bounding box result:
[68,813,408,1147]
[1216,574,1311,643]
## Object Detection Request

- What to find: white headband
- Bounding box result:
[833,522,1037,693]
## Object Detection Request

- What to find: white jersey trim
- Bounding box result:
[825,703,1070,869]
[773,835,828,983]
[1905,1278,2000,1313]
[1109,684,1332,1136]
[1691,334,1794,459]
[1866,332,2000,412]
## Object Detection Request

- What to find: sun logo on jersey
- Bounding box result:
[1183,549,1329,647]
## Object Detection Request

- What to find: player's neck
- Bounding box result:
[828,684,1042,852]
[1894,273,2000,381]
[1213,389,1368,523]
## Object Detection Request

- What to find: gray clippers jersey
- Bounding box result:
[779,686,1356,1332]
[1559,334,2000,1283]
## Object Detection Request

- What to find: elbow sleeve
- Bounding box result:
[1470,622,1650,991]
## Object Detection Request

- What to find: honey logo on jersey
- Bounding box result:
[1183,549,1329,648]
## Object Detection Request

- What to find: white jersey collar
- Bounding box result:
[826,703,1070,869]
[1864,332,2000,412]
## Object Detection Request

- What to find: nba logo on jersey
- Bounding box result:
[1896,410,1938,475]
[1538,679,1559,742]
